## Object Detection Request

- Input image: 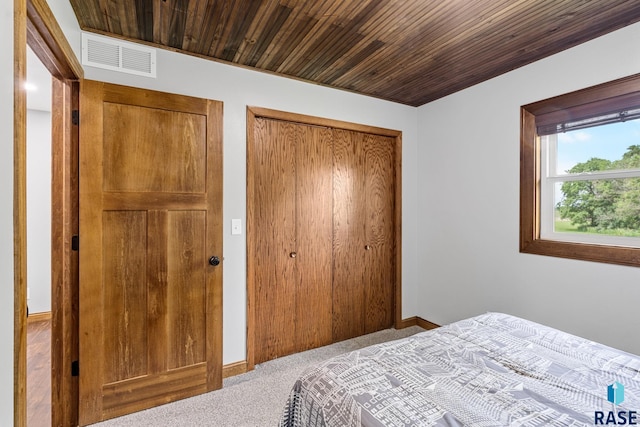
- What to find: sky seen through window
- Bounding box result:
[557,118,640,174]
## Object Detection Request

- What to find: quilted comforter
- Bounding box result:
[280,312,640,426]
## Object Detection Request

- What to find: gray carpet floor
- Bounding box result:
[94,326,425,427]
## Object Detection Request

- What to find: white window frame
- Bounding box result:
[540,133,640,248]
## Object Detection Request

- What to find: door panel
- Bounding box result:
[332,129,366,342]
[102,103,206,193]
[79,80,223,425]
[253,118,297,363]
[295,125,333,352]
[101,364,207,420]
[102,210,148,384]
[252,118,334,363]
[333,130,395,341]
[167,211,207,369]
[363,134,395,334]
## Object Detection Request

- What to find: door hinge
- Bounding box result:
[71,360,79,377]
[72,110,79,126]
[71,235,79,251]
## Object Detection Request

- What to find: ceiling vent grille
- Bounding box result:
[82,33,156,78]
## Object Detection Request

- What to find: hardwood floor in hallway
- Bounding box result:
[27,315,51,427]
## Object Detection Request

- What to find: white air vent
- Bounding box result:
[82,33,156,78]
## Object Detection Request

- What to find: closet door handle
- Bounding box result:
[289,252,297,258]
[209,256,221,266]
[364,245,372,251]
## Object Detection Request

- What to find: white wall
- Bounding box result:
[27,109,52,314]
[417,22,640,355]
[45,0,640,367]
[46,0,420,365]
[0,0,14,420]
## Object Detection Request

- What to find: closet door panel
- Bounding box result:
[253,118,297,363]
[363,134,395,334]
[332,129,367,342]
[295,125,334,351]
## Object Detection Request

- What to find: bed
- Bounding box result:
[279,312,640,426]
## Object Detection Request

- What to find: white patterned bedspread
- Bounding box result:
[279,312,640,426]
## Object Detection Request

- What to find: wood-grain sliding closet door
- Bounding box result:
[252,118,333,364]
[333,130,395,342]
[79,81,223,425]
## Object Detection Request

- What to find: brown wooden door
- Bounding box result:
[362,133,395,334]
[333,129,367,342]
[333,129,395,341]
[252,118,333,364]
[78,80,223,425]
[294,123,334,352]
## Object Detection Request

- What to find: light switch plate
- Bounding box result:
[231,218,242,235]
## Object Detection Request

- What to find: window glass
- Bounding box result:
[556,120,640,175]
[540,119,640,246]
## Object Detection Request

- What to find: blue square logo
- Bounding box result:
[608,382,625,405]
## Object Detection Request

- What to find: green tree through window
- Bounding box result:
[557,145,640,234]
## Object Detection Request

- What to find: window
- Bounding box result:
[520,73,640,267]
[541,121,640,246]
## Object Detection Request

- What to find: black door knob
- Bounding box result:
[209,256,221,266]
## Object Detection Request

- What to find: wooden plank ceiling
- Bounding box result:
[69,0,640,106]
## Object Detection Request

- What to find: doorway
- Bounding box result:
[25,45,53,427]
[15,0,83,425]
